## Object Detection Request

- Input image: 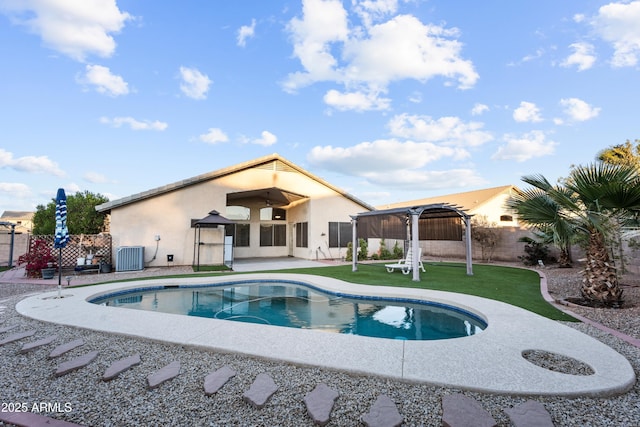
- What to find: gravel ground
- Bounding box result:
[1,265,639,426]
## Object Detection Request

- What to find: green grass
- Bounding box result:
[86,261,576,321]
[268,262,577,322]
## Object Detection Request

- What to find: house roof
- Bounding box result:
[96,153,375,213]
[378,185,521,213]
[1,211,34,220]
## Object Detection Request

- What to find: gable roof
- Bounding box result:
[96,153,374,213]
[378,185,521,212]
[1,211,34,220]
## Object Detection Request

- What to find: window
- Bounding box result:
[500,215,513,222]
[260,207,286,221]
[328,222,352,248]
[260,224,286,246]
[226,206,250,220]
[296,222,308,248]
[234,224,250,247]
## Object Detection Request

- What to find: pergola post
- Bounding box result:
[464,215,473,275]
[410,209,420,282]
[350,215,358,272]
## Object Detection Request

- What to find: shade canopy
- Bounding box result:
[192,210,235,228]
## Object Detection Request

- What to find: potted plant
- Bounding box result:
[17,238,56,279]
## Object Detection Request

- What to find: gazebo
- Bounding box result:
[192,210,235,270]
[351,203,473,281]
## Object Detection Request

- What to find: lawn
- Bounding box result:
[268,261,577,322]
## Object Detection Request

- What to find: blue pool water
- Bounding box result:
[90,280,486,341]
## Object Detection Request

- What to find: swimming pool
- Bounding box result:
[16,272,636,395]
[89,280,486,341]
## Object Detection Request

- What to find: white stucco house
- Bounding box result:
[379,185,522,227]
[96,154,374,269]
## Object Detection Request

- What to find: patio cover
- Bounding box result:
[226,187,307,207]
[351,203,473,280]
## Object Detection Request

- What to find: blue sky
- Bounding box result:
[1,0,639,212]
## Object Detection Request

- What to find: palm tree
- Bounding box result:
[508,163,640,307]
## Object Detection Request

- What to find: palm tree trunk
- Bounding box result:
[581,230,624,306]
[558,245,572,268]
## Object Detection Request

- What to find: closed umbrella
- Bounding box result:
[54,188,69,297]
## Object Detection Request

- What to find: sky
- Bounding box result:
[1,0,639,213]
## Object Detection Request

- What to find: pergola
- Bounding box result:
[351,203,473,281]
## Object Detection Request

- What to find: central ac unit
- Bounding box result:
[116,246,144,272]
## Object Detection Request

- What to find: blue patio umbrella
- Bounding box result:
[54,188,69,293]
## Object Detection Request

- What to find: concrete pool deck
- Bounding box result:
[14,272,636,397]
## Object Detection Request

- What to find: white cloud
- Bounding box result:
[0,148,65,176]
[199,128,229,144]
[363,168,486,190]
[0,182,31,198]
[284,1,478,110]
[307,140,484,189]
[83,171,108,183]
[100,116,168,131]
[387,114,493,148]
[323,89,391,111]
[284,0,349,91]
[561,42,596,71]
[353,0,398,26]
[179,66,212,100]
[492,131,557,162]
[591,1,640,67]
[559,97,600,122]
[252,131,278,146]
[237,19,256,47]
[80,64,129,96]
[513,101,543,123]
[308,139,463,175]
[0,0,131,61]
[471,103,489,116]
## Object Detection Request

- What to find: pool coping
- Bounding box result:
[15,273,636,397]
